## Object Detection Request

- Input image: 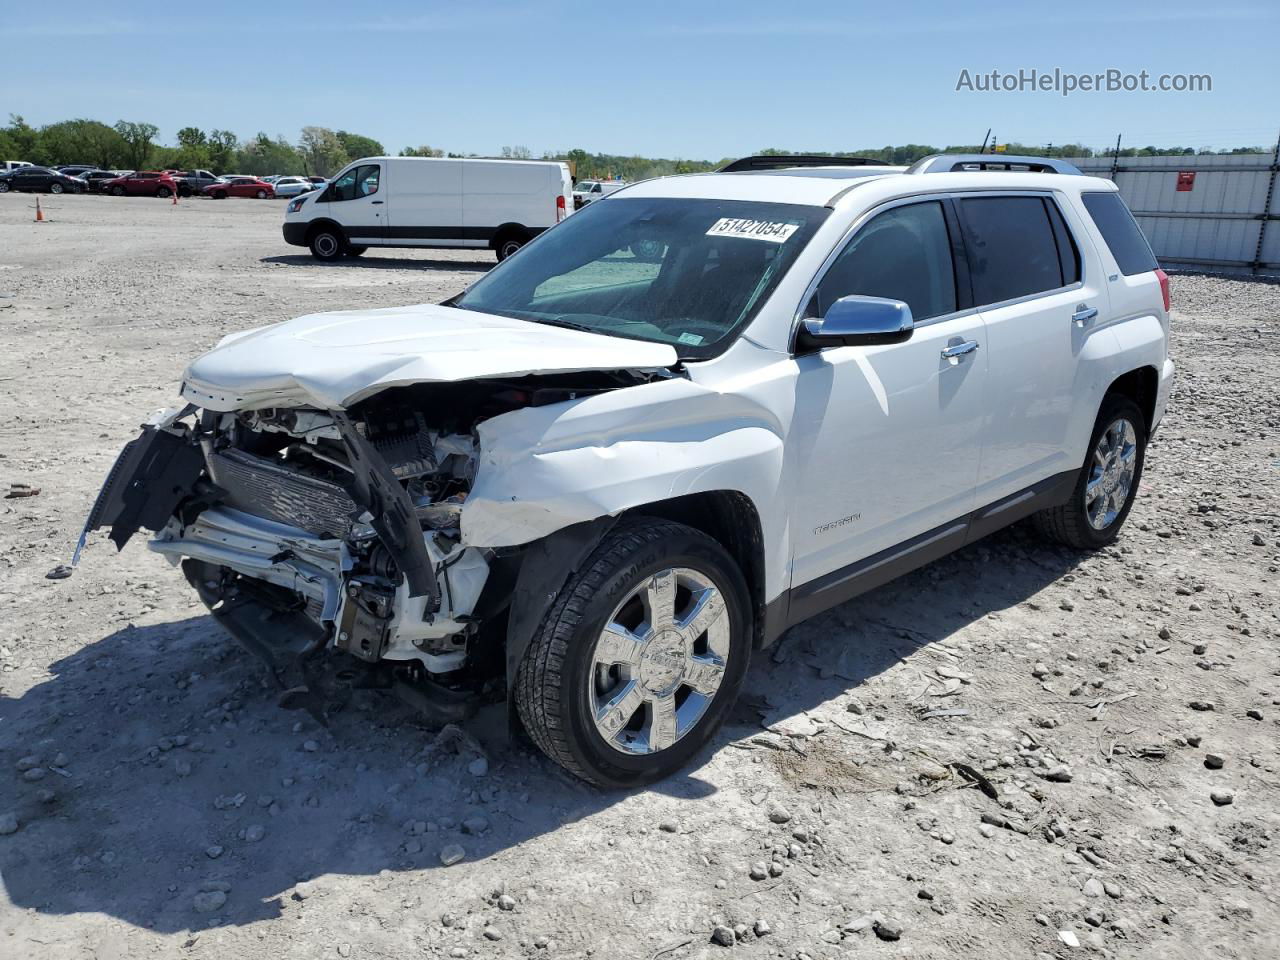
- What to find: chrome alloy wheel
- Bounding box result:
[1085,417,1138,530]
[588,567,731,755]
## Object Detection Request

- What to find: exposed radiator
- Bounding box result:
[208,448,357,538]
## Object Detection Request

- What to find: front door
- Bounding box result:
[327,162,386,244]
[789,198,987,598]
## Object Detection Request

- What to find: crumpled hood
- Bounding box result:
[180,303,679,411]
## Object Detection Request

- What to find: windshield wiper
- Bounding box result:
[527,316,599,333]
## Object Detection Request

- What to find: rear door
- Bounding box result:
[955,192,1107,505]
[463,161,541,245]
[326,162,387,244]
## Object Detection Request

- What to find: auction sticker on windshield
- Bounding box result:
[705,218,800,243]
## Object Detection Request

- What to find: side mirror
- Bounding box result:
[795,295,914,352]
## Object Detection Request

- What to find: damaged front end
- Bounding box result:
[79,372,650,724]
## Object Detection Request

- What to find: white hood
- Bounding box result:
[180,303,679,411]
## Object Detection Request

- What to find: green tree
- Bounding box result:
[0,115,40,162]
[400,145,445,157]
[173,126,211,169]
[237,133,303,176]
[501,145,532,159]
[335,130,384,160]
[207,130,239,173]
[32,119,126,167]
[114,120,159,170]
[298,126,349,177]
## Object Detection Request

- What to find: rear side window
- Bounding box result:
[814,200,957,322]
[957,196,1074,305]
[1081,192,1158,276]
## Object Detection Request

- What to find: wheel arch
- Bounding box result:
[1105,365,1159,433]
[305,218,345,244]
[489,222,531,250]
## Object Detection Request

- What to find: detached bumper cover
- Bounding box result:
[81,424,206,552]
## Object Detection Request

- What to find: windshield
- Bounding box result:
[453,196,828,359]
[574,181,597,192]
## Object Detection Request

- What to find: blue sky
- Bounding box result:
[8,0,1278,158]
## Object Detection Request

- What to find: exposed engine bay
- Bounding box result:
[81,371,653,722]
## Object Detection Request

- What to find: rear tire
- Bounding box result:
[515,518,751,788]
[309,227,345,261]
[494,231,529,261]
[1033,394,1147,550]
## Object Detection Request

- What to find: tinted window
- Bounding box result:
[814,201,957,322]
[1045,198,1081,285]
[1081,192,1158,276]
[958,196,1070,305]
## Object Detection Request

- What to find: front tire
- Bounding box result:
[345,246,367,257]
[516,519,751,788]
[50,183,64,195]
[111,186,125,196]
[1033,394,1147,549]
[256,189,268,199]
[156,186,171,198]
[0,182,10,194]
[309,227,345,261]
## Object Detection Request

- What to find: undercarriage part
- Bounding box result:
[390,676,478,724]
[208,447,357,538]
[86,424,206,551]
[333,411,439,607]
[184,559,349,725]
[336,577,395,662]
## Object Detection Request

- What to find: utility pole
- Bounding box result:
[1110,134,1123,179]
[979,128,991,154]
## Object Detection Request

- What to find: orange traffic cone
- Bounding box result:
[172,189,178,206]
[35,197,44,222]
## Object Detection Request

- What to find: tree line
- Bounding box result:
[2,115,1270,180]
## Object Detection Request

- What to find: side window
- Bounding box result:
[329,164,379,201]
[957,196,1069,305]
[814,201,957,322]
[1080,192,1158,276]
[1045,198,1081,285]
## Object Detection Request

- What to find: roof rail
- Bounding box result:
[720,154,886,173]
[905,154,1083,175]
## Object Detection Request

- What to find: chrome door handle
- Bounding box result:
[370,200,384,205]
[1072,305,1098,327]
[940,340,980,361]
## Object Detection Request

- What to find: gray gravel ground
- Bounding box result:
[0,195,1277,959]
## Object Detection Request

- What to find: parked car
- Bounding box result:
[82,153,1174,787]
[103,171,181,197]
[0,165,87,194]
[170,169,222,197]
[203,176,274,199]
[77,170,123,193]
[57,165,98,178]
[1,160,34,173]
[283,155,573,261]
[305,176,327,186]
[272,176,317,198]
[572,179,627,208]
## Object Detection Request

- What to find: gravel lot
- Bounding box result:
[0,194,1277,960]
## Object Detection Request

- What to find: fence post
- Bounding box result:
[1251,130,1280,275]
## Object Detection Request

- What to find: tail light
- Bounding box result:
[1155,268,1171,312]
[556,194,566,222]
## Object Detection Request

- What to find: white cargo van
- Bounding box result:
[282,156,574,262]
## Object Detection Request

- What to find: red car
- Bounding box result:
[203,177,275,200]
[104,171,181,198]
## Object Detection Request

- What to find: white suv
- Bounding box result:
[83,154,1174,787]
